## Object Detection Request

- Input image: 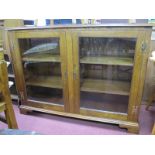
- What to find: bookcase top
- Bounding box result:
[6,24,154,31]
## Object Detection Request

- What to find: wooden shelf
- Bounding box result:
[26,76,62,89]
[22,54,60,62]
[80,56,134,66]
[81,79,130,96]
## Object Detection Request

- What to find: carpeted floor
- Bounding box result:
[0,103,155,135]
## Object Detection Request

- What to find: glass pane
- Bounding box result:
[80,92,129,113]
[27,86,63,105]
[18,37,64,106]
[79,37,136,113]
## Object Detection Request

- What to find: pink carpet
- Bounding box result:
[0,103,155,135]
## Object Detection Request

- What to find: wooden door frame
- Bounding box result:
[7,29,69,112]
[70,28,151,120]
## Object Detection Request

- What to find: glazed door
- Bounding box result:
[8,30,68,112]
[72,29,148,120]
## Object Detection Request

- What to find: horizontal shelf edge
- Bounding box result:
[22,54,61,62]
[81,79,130,96]
[80,56,134,66]
[26,76,62,89]
[27,99,64,107]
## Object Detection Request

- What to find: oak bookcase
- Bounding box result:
[6,25,152,133]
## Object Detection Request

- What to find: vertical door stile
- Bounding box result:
[73,32,80,113]
[66,31,73,113]
[60,31,69,112]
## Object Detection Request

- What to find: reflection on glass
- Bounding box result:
[79,37,135,58]
[80,92,129,113]
[27,86,63,105]
[19,38,64,105]
[79,37,136,113]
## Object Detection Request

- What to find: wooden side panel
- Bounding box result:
[143,40,155,101]
[8,31,27,103]
[127,30,152,121]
